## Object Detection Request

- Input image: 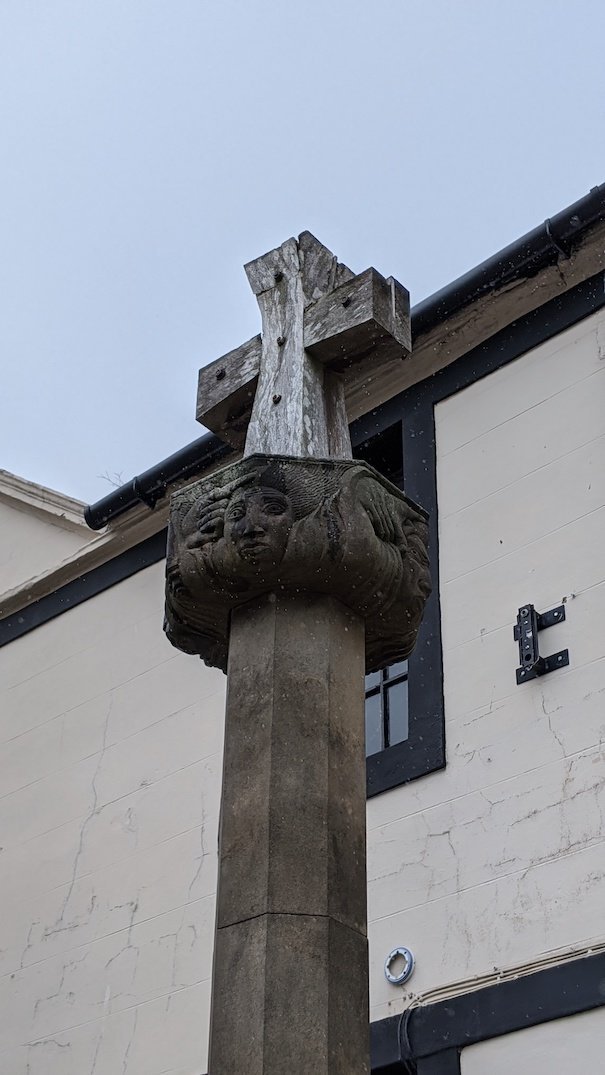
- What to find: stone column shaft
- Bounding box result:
[164,453,431,1073]
[208,592,369,1075]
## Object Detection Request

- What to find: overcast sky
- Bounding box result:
[1,0,604,503]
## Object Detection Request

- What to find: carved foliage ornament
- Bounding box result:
[164,455,431,673]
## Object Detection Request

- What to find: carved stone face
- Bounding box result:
[165,455,431,672]
[224,487,294,565]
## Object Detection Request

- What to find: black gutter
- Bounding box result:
[412,182,605,336]
[84,183,605,531]
[84,432,230,529]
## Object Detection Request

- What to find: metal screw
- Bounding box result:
[273,394,282,405]
[277,336,286,347]
[216,368,226,381]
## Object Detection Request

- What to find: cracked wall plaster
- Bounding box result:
[1,308,604,1068]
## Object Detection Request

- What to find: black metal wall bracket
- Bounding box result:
[514,603,569,685]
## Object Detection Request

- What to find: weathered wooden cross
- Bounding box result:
[165,233,430,1074]
[196,230,410,459]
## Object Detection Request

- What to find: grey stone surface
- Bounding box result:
[209,913,369,1075]
[204,592,369,1073]
[217,592,366,933]
[164,454,431,673]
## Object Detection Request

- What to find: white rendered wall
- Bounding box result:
[2,309,604,1071]
[0,500,87,595]
[0,562,225,1075]
[461,1007,605,1073]
[367,307,605,1022]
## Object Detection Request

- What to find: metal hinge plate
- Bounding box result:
[514,603,569,685]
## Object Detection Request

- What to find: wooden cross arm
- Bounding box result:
[303,267,410,368]
[196,335,262,449]
[197,258,411,450]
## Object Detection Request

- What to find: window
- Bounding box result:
[365,662,409,756]
[352,416,445,798]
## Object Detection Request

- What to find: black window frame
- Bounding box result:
[352,414,445,798]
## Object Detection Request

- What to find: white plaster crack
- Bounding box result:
[32,950,87,1025]
[55,694,114,930]
[541,692,566,756]
[27,1037,72,1074]
[104,899,140,1006]
[42,894,98,943]
[188,800,208,899]
[122,1008,138,1074]
[91,1024,104,1074]
[20,920,39,969]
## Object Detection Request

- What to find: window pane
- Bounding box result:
[365,671,381,691]
[386,660,408,680]
[386,679,409,745]
[365,691,383,757]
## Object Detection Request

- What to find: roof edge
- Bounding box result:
[84,182,605,531]
[0,468,87,531]
[412,182,605,336]
[84,432,230,530]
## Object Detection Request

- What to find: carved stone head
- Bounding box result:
[164,454,431,673]
[224,486,294,566]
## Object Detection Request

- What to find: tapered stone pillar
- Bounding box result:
[209,593,367,1073]
[164,453,430,1073]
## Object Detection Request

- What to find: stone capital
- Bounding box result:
[164,454,431,672]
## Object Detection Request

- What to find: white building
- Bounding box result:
[1,185,605,1074]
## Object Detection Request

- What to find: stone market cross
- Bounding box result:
[164,232,431,1074]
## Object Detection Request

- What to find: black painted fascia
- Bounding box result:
[370,951,605,1069]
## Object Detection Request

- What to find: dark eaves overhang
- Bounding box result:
[84,434,232,530]
[84,182,605,531]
